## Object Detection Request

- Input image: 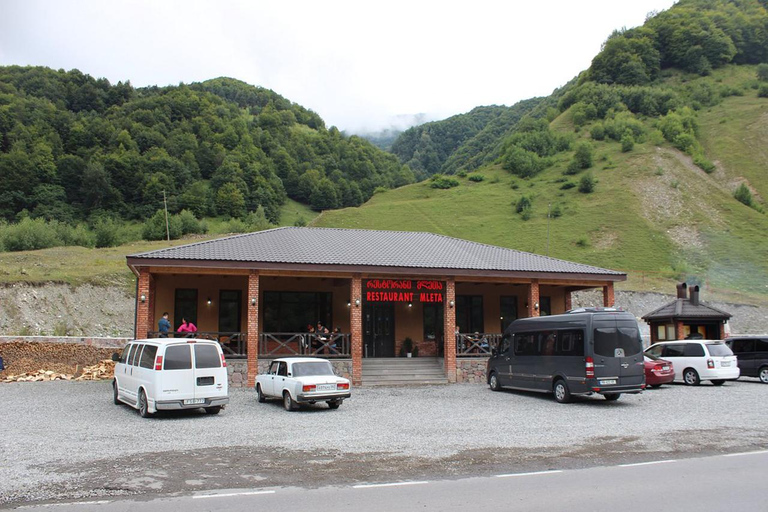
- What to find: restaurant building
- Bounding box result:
[126,227,625,386]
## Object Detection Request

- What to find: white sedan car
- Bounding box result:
[256,357,351,410]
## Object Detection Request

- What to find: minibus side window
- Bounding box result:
[514,333,537,356]
[556,330,584,356]
[139,345,158,369]
[119,344,132,364]
[130,344,144,366]
[499,333,511,354]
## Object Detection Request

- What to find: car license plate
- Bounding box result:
[599,379,617,385]
[662,366,670,371]
[721,361,730,367]
[183,398,205,405]
[316,384,336,392]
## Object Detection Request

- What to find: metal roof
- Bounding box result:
[641,298,732,321]
[127,227,625,277]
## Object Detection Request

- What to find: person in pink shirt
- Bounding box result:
[177,318,198,337]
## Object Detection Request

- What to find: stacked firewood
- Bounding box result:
[2,359,116,383]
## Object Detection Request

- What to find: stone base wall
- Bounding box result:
[456,357,489,384]
[0,336,130,348]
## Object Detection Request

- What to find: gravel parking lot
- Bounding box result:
[2,379,767,506]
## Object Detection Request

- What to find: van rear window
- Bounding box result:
[706,343,733,357]
[593,322,642,358]
[194,344,221,369]
[164,345,192,370]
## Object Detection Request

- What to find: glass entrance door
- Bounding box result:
[364,303,395,357]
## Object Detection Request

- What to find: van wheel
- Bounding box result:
[489,372,501,391]
[257,384,266,403]
[683,368,700,386]
[138,389,152,418]
[711,379,725,386]
[604,393,621,401]
[553,379,571,404]
[112,380,120,405]
[327,400,341,410]
[283,391,296,411]
[759,366,768,384]
[205,406,222,415]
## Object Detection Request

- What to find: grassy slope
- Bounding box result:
[313,66,768,305]
[0,198,320,291]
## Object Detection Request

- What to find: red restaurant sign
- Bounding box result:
[364,280,444,304]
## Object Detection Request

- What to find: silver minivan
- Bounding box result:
[487,309,645,403]
[113,338,229,417]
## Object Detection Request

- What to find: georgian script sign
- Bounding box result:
[364,279,444,304]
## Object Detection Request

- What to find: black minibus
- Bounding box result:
[486,308,645,402]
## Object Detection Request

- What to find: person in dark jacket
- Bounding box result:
[158,312,171,338]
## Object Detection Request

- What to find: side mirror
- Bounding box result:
[111,352,120,362]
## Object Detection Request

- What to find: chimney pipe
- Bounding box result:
[677,282,687,299]
[690,285,700,306]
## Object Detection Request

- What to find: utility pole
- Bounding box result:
[163,190,170,242]
[546,202,551,256]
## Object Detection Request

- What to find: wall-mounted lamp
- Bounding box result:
[500,316,504,320]
[347,301,351,308]
[354,298,361,307]
[251,297,257,307]
[207,297,212,306]
[534,302,539,311]
[140,294,146,303]
[407,302,413,308]
[449,300,455,308]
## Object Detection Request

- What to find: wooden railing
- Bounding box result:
[259,332,351,358]
[147,331,246,357]
[456,333,501,357]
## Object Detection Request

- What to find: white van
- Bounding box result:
[645,340,739,386]
[112,338,229,417]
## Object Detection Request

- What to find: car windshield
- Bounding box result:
[644,353,660,361]
[292,361,335,377]
[706,343,734,357]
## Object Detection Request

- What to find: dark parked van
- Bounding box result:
[725,336,768,383]
[486,308,645,403]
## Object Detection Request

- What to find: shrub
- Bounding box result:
[550,204,563,218]
[501,146,547,178]
[429,175,460,189]
[294,216,307,227]
[578,173,596,193]
[575,236,590,248]
[520,206,533,221]
[515,195,532,214]
[1,218,62,251]
[468,174,484,182]
[92,218,123,248]
[178,209,207,235]
[693,154,716,174]
[560,182,576,190]
[590,123,606,141]
[456,170,468,178]
[758,84,768,98]
[142,210,182,240]
[757,63,768,82]
[572,141,593,169]
[734,183,753,207]
[373,186,389,195]
[53,222,95,248]
[621,130,635,152]
[673,133,697,153]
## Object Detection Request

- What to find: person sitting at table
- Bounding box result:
[177,318,198,337]
[315,322,330,353]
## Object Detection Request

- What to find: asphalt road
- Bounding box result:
[8,451,767,511]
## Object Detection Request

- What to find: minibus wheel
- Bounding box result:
[553,379,571,403]
[205,406,222,415]
[488,372,501,391]
[603,393,620,401]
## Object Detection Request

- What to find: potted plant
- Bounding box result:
[412,344,419,357]
[400,337,414,358]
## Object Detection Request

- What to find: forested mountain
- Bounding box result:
[0,69,414,224]
[317,0,768,298]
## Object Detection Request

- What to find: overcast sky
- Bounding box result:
[1,0,677,133]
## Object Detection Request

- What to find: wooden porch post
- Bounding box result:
[603,283,615,307]
[135,268,151,339]
[246,270,260,388]
[351,274,363,386]
[527,280,540,318]
[444,278,456,383]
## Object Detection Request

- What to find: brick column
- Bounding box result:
[135,268,151,339]
[675,321,685,341]
[603,283,615,307]
[351,275,363,386]
[527,280,540,318]
[246,270,260,387]
[443,278,456,383]
[564,287,572,312]
[719,323,726,340]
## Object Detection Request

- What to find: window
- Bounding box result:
[706,343,733,357]
[164,345,192,370]
[268,361,279,375]
[556,330,585,356]
[293,361,335,377]
[174,289,198,331]
[194,344,221,368]
[119,344,132,364]
[756,339,768,353]
[662,344,685,357]
[423,303,444,342]
[130,344,144,366]
[218,290,242,333]
[139,345,158,369]
[539,296,551,316]
[593,320,641,358]
[656,324,675,341]
[456,295,483,333]
[646,345,663,358]
[514,333,537,356]
[500,296,518,332]
[683,343,705,357]
[499,333,511,355]
[730,339,755,353]
[277,362,288,377]
[263,292,332,332]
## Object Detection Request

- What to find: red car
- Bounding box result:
[644,354,675,388]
